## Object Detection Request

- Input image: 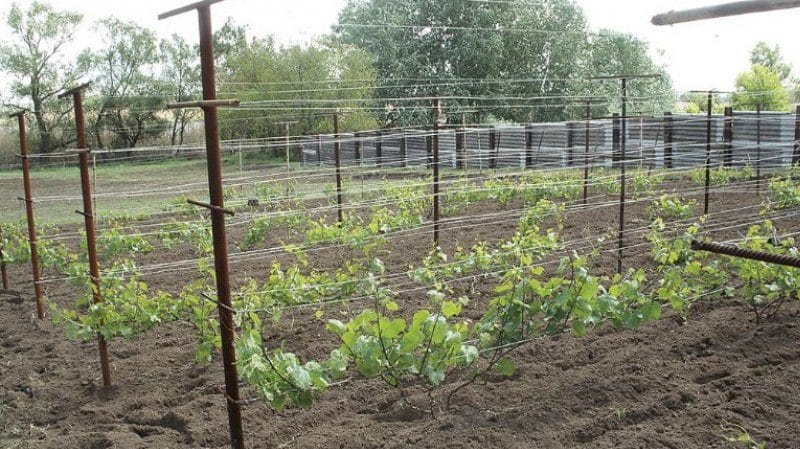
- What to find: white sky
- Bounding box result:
[2,0,800,92]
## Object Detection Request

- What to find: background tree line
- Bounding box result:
[0,0,693,155]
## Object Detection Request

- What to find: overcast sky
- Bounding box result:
[2,0,800,92]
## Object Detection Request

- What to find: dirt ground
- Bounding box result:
[2,182,800,449]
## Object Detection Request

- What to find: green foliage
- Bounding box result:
[690,165,754,187]
[0,1,83,153]
[219,37,378,140]
[647,195,696,220]
[725,221,800,323]
[157,221,212,256]
[53,261,176,341]
[648,218,730,313]
[768,178,800,210]
[579,29,674,116]
[237,314,333,410]
[751,42,791,82]
[733,65,790,111]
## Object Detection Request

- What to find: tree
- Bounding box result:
[81,18,167,148]
[732,65,790,111]
[160,34,200,145]
[0,1,83,153]
[679,91,726,114]
[335,0,591,126]
[218,36,379,142]
[750,42,791,82]
[579,30,674,117]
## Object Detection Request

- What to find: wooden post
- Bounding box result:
[375,130,383,168]
[459,113,467,169]
[663,112,674,169]
[426,132,433,169]
[400,131,408,168]
[354,131,363,166]
[793,105,800,165]
[583,105,591,205]
[316,134,323,167]
[612,113,621,169]
[333,114,344,222]
[432,99,441,245]
[756,105,762,194]
[456,122,465,169]
[721,107,733,168]
[524,125,534,169]
[704,93,713,215]
[0,227,8,290]
[566,121,576,166]
[489,126,497,169]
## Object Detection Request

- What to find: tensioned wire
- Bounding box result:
[33,175,784,285]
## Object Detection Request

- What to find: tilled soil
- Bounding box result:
[2,183,800,449]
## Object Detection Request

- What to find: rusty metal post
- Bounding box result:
[723,107,734,168]
[704,92,713,215]
[618,79,628,275]
[584,104,591,205]
[692,240,800,268]
[794,105,800,166]
[12,111,44,319]
[158,2,244,448]
[59,84,113,388]
[0,227,8,290]
[663,112,673,169]
[756,105,762,194]
[333,113,344,223]
[432,99,441,246]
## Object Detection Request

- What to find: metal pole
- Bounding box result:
[13,112,45,319]
[59,85,113,388]
[692,240,800,269]
[584,104,591,205]
[757,105,762,195]
[159,3,245,447]
[333,113,344,223]
[704,92,713,215]
[653,0,800,25]
[618,78,627,275]
[432,99,441,246]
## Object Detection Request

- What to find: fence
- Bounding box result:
[300,111,800,170]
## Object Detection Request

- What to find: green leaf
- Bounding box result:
[571,320,587,337]
[495,358,516,377]
[441,301,461,318]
